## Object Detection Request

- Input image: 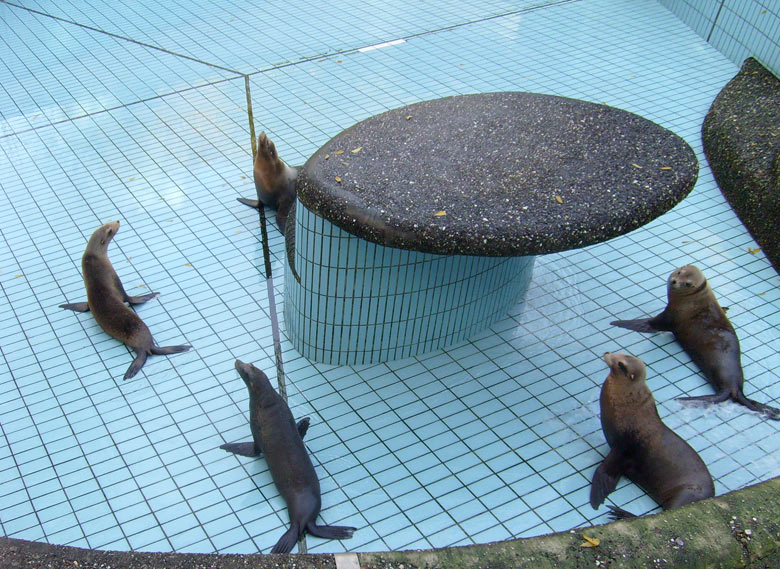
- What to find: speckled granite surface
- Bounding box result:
[296,92,699,256]
[702,58,780,273]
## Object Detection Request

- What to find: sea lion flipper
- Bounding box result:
[676,391,731,407]
[270,521,300,554]
[219,442,261,457]
[296,417,310,440]
[590,449,623,509]
[124,350,148,380]
[306,522,356,540]
[150,344,192,355]
[125,292,160,305]
[733,393,780,420]
[610,315,669,333]
[237,197,260,209]
[607,505,636,520]
[60,302,90,312]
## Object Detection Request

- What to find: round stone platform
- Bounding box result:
[285,92,698,365]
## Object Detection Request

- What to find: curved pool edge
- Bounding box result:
[3,476,778,569]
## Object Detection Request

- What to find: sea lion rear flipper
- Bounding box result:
[237,197,260,209]
[124,349,148,380]
[219,442,261,457]
[297,417,310,440]
[610,310,673,333]
[150,345,192,355]
[270,521,300,554]
[60,302,90,312]
[676,391,731,407]
[607,505,637,520]
[306,521,356,540]
[125,292,160,305]
[590,449,623,509]
[734,393,780,421]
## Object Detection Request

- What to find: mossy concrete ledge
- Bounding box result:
[3,477,780,569]
[702,57,780,273]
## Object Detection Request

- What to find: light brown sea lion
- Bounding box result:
[237,132,298,232]
[591,352,714,519]
[611,264,780,420]
[220,360,356,553]
[59,221,191,380]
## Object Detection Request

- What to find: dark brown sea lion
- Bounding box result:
[591,352,714,519]
[237,132,299,232]
[611,264,780,420]
[220,360,356,553]
[59,221,191,380]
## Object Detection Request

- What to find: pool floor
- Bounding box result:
[2,0,779,555]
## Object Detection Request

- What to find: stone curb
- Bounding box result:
[3,476,779,569]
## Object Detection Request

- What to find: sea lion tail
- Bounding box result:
[306,521,356,540]
[676,391,731,406]
[237,197,260,209]
[60,302,90,312]
[733,392,780,421]
[607,505,637,520]
[271,521,300,554]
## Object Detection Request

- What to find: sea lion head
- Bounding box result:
[86,220,120,254]
[234,359,276,406]
[603,352,646,385]
[667,265,707,296]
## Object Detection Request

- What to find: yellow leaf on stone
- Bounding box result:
[580,535,600,548]
[660,166,672,170]
[325,154,330,160]
[406,115,412,120]
[434,210,447,217]
[335,176,342,183]
[335,150,344,155]
[554,195,563,204]
[748,247,761,254]
[351,146,362,154]
[631,163,643,169]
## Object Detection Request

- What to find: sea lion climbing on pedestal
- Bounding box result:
[59,221,191,380]
[220,360,356,554]
[611,265,780,420]
[591,352,714,519]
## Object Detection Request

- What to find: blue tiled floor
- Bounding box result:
[1,0,779,556]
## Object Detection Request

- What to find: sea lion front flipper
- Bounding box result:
[607,505,637,520]
[270,521,300,554]
[150,345,192,355]
[219,442,261,457]
[306,521,356,540]
[125,292,160,305]
[610,310,673,333]
[60,302,90,312]
[590,449,623,509]
[124,349,148,380]
[296,417,311,440]
[237,197,260,209]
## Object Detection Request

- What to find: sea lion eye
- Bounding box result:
[618,361,628,375]
[685,282,691,287]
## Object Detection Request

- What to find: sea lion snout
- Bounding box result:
[234,359,270,388]
[604,352,644,382]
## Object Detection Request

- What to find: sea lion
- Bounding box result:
[238,132,299,232]
[611,265,780,420]
[221,360,356,553]
[59,221,191,380]
[591,352,714,519]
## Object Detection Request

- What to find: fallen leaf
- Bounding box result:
[748,247,761,254]
[351,146,362,154]
[335,150,344,155]
[660,166,672,170]
[325,154,330,160]
[631,163,643,169]
[185,263,192,267]
[406,115,412,120]
[335,176,342,183]
[341,161,349,166]
[554,195,563,204]
[580,535,600,548]
[434,210,446,217]
[15,274,23,278]
[128,177,135,182]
